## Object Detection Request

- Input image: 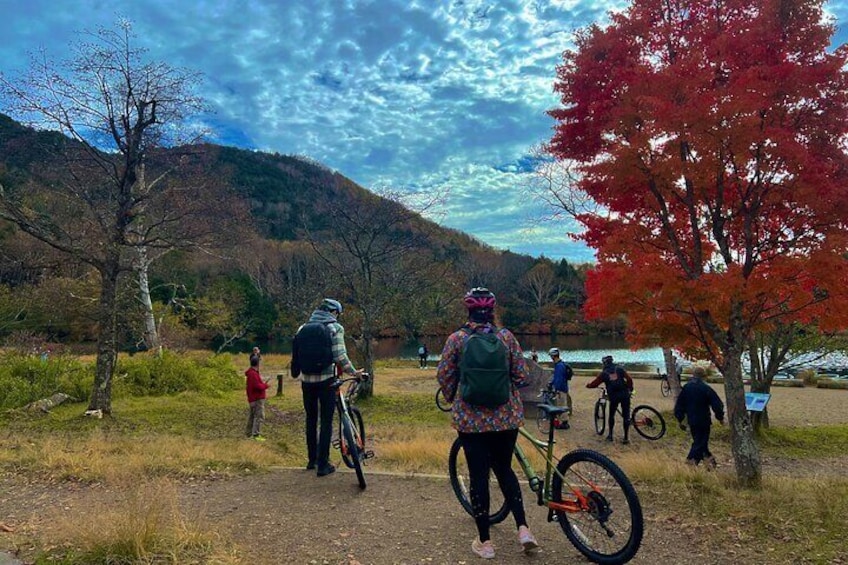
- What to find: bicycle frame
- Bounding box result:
[513,414,599,516]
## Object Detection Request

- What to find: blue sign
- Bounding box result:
[745,392,771,412]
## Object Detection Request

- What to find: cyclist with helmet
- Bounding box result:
[586,355,634,444]
[292,298,363,477]
[547,348,573,429]
[436,287,539,559]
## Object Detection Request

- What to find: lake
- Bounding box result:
[257,333,848,373]
[260,334,670,371]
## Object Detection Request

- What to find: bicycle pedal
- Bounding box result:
[332,439,340,449]
[364,450,375,459]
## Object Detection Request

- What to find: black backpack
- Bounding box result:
[292,322,334,375]
[458,328,511,408]
[604,366,629,396]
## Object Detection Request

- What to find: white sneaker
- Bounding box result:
[518,526,540,554]
[471,539,495,559]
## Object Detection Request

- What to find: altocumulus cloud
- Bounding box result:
[4,0,847,263]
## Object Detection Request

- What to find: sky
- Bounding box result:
[2,0,848,264]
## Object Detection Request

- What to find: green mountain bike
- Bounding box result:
[448,404,644,564]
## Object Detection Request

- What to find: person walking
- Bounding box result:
[245,354,269,441]
[547,348,573,429]
[436,287,539,559]
[418,343,429,368]
[291,298,363,477]
[674,366,724,468]
[586,355,634,444]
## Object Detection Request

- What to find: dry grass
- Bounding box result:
[0,431,284,483]
[48,479,241,564]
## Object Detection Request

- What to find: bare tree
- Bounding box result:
[0,22,208,414]
[306,180,444,396]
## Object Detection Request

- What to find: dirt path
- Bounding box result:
[2,466,753,565]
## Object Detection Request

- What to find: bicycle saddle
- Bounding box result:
[536,404,569,417]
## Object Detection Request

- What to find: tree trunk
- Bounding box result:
[719,352,761,487]
[662,347,682,398]
[749,379,771,432]
[136,246,161,353]
[88,265,120,415]
[358,317,375,398]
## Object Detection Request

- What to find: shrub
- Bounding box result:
[0,352,91,410]
[798,369,819,386]
[115,351,242,397]
[817,378,848,390]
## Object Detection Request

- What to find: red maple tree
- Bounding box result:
[548,0,848,486]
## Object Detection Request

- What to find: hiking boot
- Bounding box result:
[471,539,495,559]
[621,438,630,445]
[251,435,266,442]
[605,435,614,442]
[317,464,336,477]
[306,461,316,471]
[706,456,717,470]
[518,526,539,554]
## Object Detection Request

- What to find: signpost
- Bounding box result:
[745,392,771,412]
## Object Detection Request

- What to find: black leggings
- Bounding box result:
[608,393,631,439]
[458,429,527,542]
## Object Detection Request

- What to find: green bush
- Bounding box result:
[0,352,91,410]
[115,351,242,397]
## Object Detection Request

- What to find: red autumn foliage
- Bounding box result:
[550,0,848,359]
[549,0,848,484]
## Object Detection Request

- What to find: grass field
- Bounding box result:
[0,354,846,564]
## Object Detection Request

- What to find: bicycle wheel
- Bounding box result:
[631,405,666,440]
[340,412,366,489]
[340,407,366,467]
[551,449,644,565]
[435,388,452,412]
[660,378,671,397]
[594,399,606,435]
[448,437,509,525]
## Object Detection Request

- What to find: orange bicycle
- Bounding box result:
[449,404,643,564]
[331,372,372,489]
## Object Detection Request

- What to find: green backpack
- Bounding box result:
[458,328,511,408]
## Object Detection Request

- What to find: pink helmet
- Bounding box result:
[463,287,496,310]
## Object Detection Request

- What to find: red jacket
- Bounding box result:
[245,367,268,402]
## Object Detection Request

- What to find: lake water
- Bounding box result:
[262,334,669,370]
[259,333,847,373]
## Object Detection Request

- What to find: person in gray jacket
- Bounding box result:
[291,298,362,477]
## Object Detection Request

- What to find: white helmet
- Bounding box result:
[548,348,560,357]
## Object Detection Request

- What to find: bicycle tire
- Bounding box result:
[660,378,671,397]
[551,449,644,565]
[341,413,366,489]
[340,407,366,469]
[447,437,509,525]
[435,388,452,412]
[594,399,606,435]
[631,405,666,440]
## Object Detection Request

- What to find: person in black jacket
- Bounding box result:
[674,366,725,468]
[586,355,634,444]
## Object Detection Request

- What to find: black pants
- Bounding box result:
[459,429,527,542]
[302,379,335,467]
[687,424,712,463]
[419,354,427,368]
[608,393,631,439]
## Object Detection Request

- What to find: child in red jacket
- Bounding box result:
[245,355,269,440]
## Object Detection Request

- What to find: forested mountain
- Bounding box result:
[0,113,595,352]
